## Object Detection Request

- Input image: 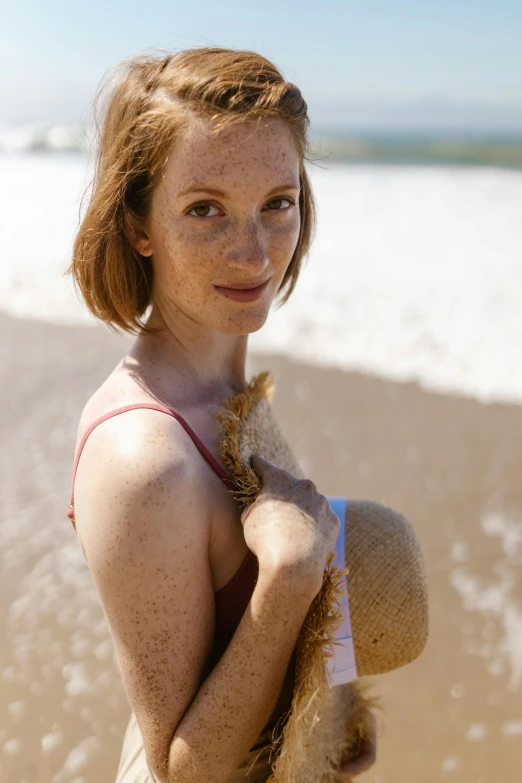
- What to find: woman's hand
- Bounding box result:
[338,711,377,777]
[240,455,341,595]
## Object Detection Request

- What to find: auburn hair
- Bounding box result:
[66,47,316,335]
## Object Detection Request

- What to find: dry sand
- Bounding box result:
[1,311,521,783]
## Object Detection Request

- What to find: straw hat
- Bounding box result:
[217,371,429,783]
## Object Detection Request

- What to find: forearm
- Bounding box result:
[165,570,315,783]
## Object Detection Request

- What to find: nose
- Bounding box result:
[226,217,270,274]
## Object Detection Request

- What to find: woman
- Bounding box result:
[66,47,376,782]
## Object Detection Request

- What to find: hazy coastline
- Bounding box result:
[1,122,522,168]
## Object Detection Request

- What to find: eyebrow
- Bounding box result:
[178,183,301,199]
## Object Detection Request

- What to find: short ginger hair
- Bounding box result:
[67,47,316,335]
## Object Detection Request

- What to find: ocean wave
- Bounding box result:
[1,155,522,405]
[2,123,522,167]
[0,123,90,154]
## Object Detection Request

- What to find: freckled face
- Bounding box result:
[146,116,301,334]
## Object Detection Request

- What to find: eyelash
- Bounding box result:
[186,197,296,218]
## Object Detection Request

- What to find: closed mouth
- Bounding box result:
[215,278,270,291]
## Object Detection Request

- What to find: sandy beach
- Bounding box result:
[1,310,521,783]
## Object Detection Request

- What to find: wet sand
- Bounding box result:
[1,311,521,783]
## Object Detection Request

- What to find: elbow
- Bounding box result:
[146,753,169,783]
[150,737,230,783]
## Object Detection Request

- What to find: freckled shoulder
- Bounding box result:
[72,405,218,779]
[73,404,217,529]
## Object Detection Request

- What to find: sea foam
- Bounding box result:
[2,153,522,405]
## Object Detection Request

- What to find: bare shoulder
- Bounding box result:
[72,405,216,779]
[75,402,214,528]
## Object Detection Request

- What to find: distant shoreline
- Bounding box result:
[1,123,522,168]
[309,132,522,169]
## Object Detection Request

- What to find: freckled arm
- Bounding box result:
[166,568,315,783]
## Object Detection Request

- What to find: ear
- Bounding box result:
[123,208,154,257]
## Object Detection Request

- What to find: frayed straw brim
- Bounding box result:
[217,371,428,782]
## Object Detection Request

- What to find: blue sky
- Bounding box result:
[2,0,521,133]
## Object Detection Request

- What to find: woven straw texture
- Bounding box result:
[217,371,429,783]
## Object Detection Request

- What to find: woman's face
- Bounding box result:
[138,115,302,335]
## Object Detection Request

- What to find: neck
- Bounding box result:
[128,304,249,403]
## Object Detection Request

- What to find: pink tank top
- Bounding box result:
[66,403,260,665]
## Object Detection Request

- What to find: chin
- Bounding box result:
[219,307,270,335]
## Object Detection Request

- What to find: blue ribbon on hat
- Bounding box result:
[326,496,358,686]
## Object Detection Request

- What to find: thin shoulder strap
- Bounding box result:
[67,403,236,527]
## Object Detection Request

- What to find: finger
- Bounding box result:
[339,737,377,775]
[240,503,253,525]
[250,454,275,475]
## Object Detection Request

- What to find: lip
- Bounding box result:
[215,277,271,303]
[216,277,270,290]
